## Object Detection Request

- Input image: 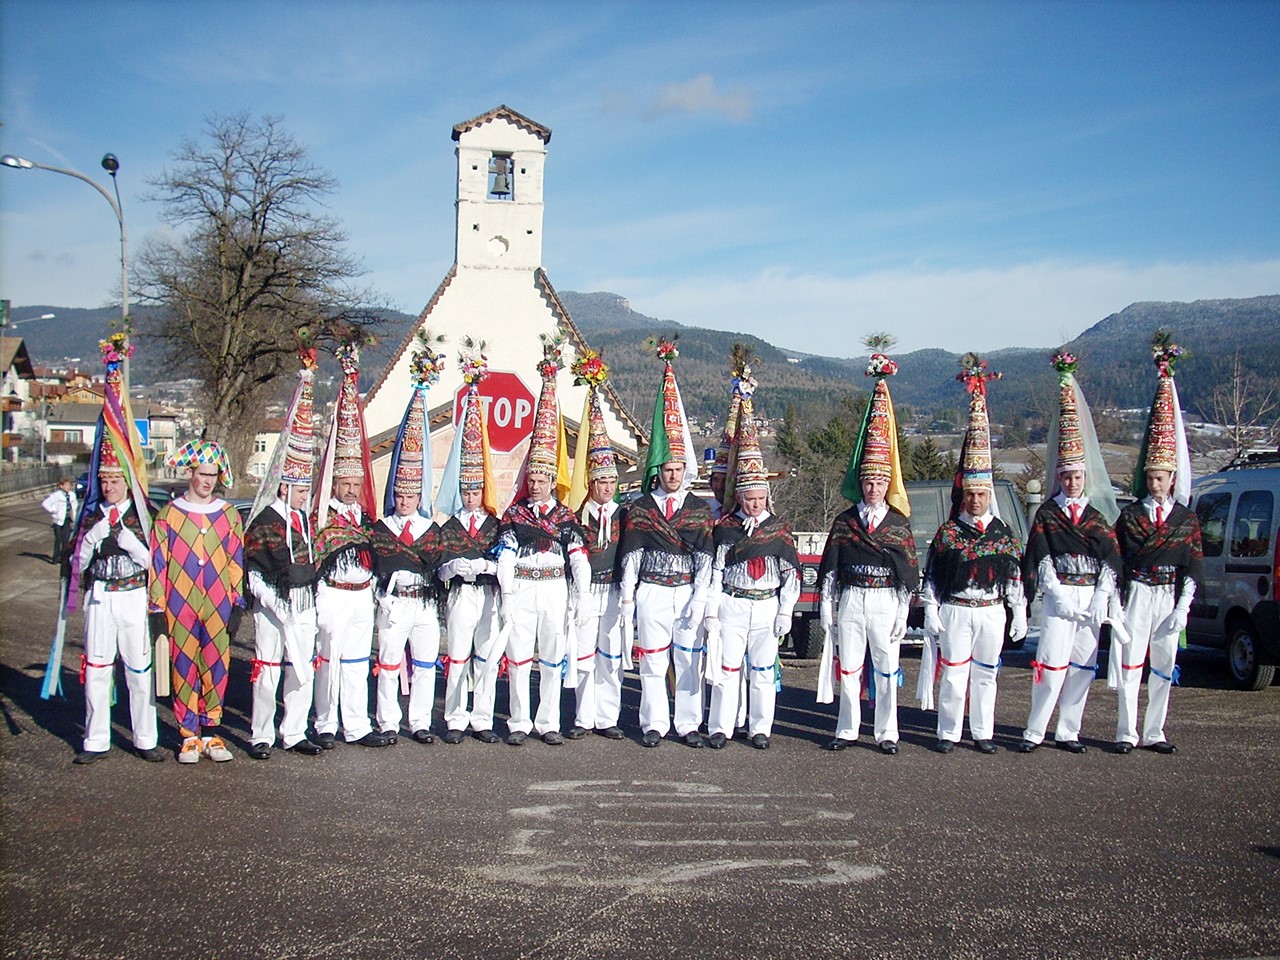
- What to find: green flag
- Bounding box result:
[644,381,673,493]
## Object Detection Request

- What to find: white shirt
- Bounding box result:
[42,487,77,525]
[858,501,888,531]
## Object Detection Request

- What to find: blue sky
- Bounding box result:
[2,0,1277,357]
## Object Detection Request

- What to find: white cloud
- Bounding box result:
[644,74,753,123]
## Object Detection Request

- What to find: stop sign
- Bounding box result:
[453,370,538,453]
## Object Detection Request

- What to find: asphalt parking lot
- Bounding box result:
[2,499,1279,960]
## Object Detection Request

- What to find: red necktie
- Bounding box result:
[665,498,675,521]
[108,507,120,525]
[867,512,877,534]
[1069,503,1081,525]
[290,510,304,536]
[468,515,479,538]
[1155,505,1165,527]
[399,522,414,545]
[975,519,985,534]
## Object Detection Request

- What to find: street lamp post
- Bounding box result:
[0,153,132,386]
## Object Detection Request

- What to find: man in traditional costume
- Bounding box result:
[921,353,1026,754]
[1018,352,1122,755]
[704,381,799,749]
[435,340,504,745]
[311,340,390,748]
[244,345,324,760]
[495,334,590,746]
[371,332,447,744]
[816,339,918,754]
[73,338,161,763]
[618,337,714,748]
[150,439,244,763]
[565,350,628,740]
[1112,332,1202,755]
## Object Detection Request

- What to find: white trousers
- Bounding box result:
[82,585,158,752]
[635,581,704,737]
[375,597,441,735]
[709,594,779,737]
[1117,582,1178,746]
[572,583,625,729]
[505,577,569,735]
[936,603,1005,743]
[831,587,901,743]
[442,583,501,732]
[250,604,317,748]
[1024,584,1099,745]
[314,583,375,741]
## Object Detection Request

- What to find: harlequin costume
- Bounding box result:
[705,387,799,748]
[1113,332,1202,753]
[149,439,244,762]
[244,344,323,757]
[565,350,628,738]
[816,339,918,752]
[618,338,713,746]
[311,340,386,747]
[920,354,1026,753]
[494,334,590,744]
[435,340,504,742]
[1018,352,1122,753]
[372,331,447,743]
[72,335,160,763]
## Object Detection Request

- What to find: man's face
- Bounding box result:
[589,476,617,505]
[99,475,127,505]
[709,472,726,505]
[394,490,421,517]
[280,484,310,511]
[59,480,73,492]
[659,461,685,494]
[737,488,768,518]
[333,477,362,505]
[461,488,483,511]
[1146,469,1174,501]
[963,487,991,517]
[527,472,553,503]
[188,467,220,502]
[861,476,888,507]
[1059,468,1086,499]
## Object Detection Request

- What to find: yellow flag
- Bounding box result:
[566,389,591,512]
[885,396,910,517]
[556,404,572,504]
[479,412,498,517]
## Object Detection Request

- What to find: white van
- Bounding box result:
[1188,456,1280,689]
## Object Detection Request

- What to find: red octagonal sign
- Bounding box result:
[453,370,538,453]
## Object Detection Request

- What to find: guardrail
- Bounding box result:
[0,464,67,499]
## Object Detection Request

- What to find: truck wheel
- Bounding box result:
[791,614,823,660]
[1227,620,1275,691]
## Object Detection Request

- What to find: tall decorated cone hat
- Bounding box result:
[315,334,378,529]
[1133,329,1191,504]
[1051,352,1085,474]
[952,351,1001,515]
[436,337,497,517]
[841,334,909,516]
[1046,350,1120,521]
[713,344,755,480]
[250,333,319,523]
[385,330,447,518]
[567,349,615,511]
[527,332,565,485]
[642,335,697,492]
[727,386,768,503]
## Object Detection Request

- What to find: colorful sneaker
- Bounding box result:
[202,736,234,762]
[177,737,202,764]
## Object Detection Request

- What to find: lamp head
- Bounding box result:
[101,154,119,176]
[1,155,35,170]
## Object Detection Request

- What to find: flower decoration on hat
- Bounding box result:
[864,333,899,379]
[571,349,609,388]
[646,334,680,363]
[409,329,447,388]
[459,336,490,385]
[537,331,565,380]
[1151,328,1185,377]
[98,331,135,367]
[1050,351,1079,378]
[957,351,1002,395]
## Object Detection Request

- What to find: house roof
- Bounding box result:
[0,337,35,380]
[452,105,552,144]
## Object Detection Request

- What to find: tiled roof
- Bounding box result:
[452,105,552,144]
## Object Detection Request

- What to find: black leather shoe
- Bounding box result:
[355,731,392,747]
[248,742,272,760]
[934,739,955,754]
[564,725,588,740]
[641,730,662,748]
[442,729,464,745]
[1144,741,1178,755]
[707,732,728,749]
[826,737,856,752]
[974,739,998,754]
[380,730,399,745]
[751,734,770,750]
[734,726,748,740]
[1113,741,1133,755]
[412,729,435,744]
[1017,739,1040,753]
[542,731,564,745]
[73,749,108,765]
[285,740,324,756]
[473,729,500,744]
[1056,740,1087,754]
[878,740,899,755]
[137,746,166,763]
[506,731,528,746]
[598,726,625,740]
[683,731,705,749]
[316,733,337,751]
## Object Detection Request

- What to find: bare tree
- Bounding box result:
[135,113,387,491]
[1205,351,1280,460]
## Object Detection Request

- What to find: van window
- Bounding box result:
[1230,490,1274,559]
[1196,491,1231,558]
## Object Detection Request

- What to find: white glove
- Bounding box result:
[1049,587,1081,622]
[1009,605,1028,642]
[84,515,112,546]
[475,558,497,576]
[574,594,592,628]
[819,599,835,639]
[773,614,790,638]
[889,614,908,643]
[437,558,461,582]
[924,605,944,638]
[1160,608,1189,637]
[682,599,706,628]
[115,525,150,565]
[620,600,635,648]
[1085,591,1108,628]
